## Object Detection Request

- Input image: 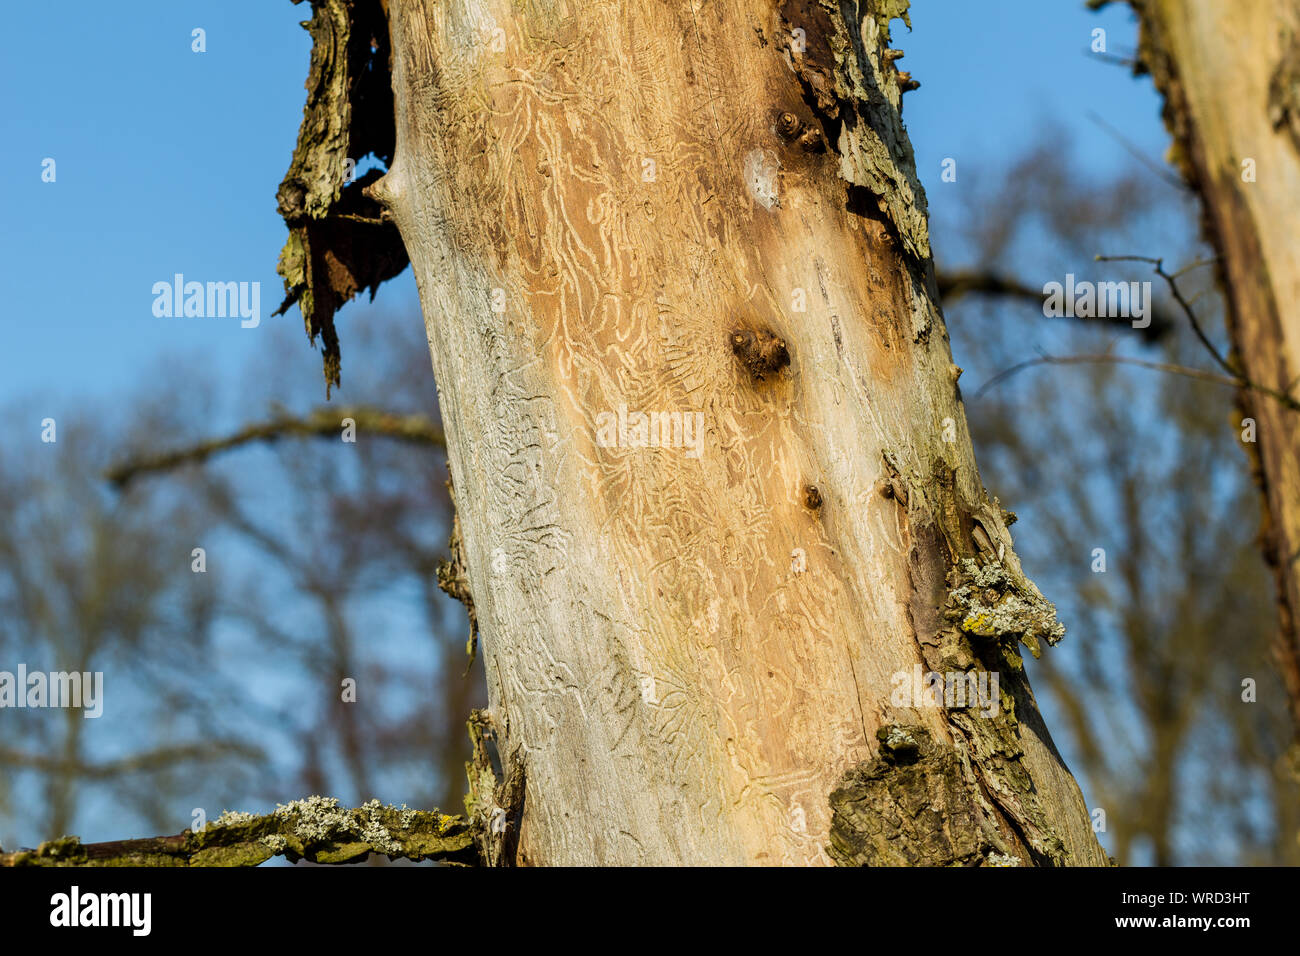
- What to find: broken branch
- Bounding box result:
[0,797,476,867]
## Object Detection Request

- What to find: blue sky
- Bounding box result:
[1,0,1162,413]
[906,0,1161,184]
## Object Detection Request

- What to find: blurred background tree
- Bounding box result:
[937,132,1299,865]
[0,312,485,864]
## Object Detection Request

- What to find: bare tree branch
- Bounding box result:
[935,269,1173,340]
[0,742,262,780]
[974,253,1299,412]
[106,407,445,488]
[1086,49,1146,72]
[974,351,1300,412]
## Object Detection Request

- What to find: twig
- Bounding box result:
[1168,257,1217,280]
[1095,254,1236,376]
[1084,110,1188,191]
[335,212,392,226]
[0,742,261,779]
[1085,50,1144,71]
[973,352,1300,413]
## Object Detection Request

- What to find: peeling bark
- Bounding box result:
[830,725,1019,866]
[274,0,410,394]
[463,709,527,866]
[437,471,481,663]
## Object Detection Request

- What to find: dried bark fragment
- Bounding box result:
[274,0,410,395]
[464,710,526,867]
[879,455,1080,867]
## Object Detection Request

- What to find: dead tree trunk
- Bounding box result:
[1115,0,1300,746]
[284,0,1109,865]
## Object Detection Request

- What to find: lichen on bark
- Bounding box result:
[846,452,1091,867]
[0,797,476,867]
[946,557,1065,660]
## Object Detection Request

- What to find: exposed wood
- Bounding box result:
[365,0,1108,864]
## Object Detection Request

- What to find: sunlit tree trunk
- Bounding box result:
[1121,0,1300,744]
[368,0,1107,865]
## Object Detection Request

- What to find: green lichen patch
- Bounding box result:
[189,843,277,868]
[266,796,465,863]
[39,835,83,858]
[947,557,1065,659]
[28,835,87,865]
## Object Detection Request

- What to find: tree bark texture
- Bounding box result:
[349,0,1111,865]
